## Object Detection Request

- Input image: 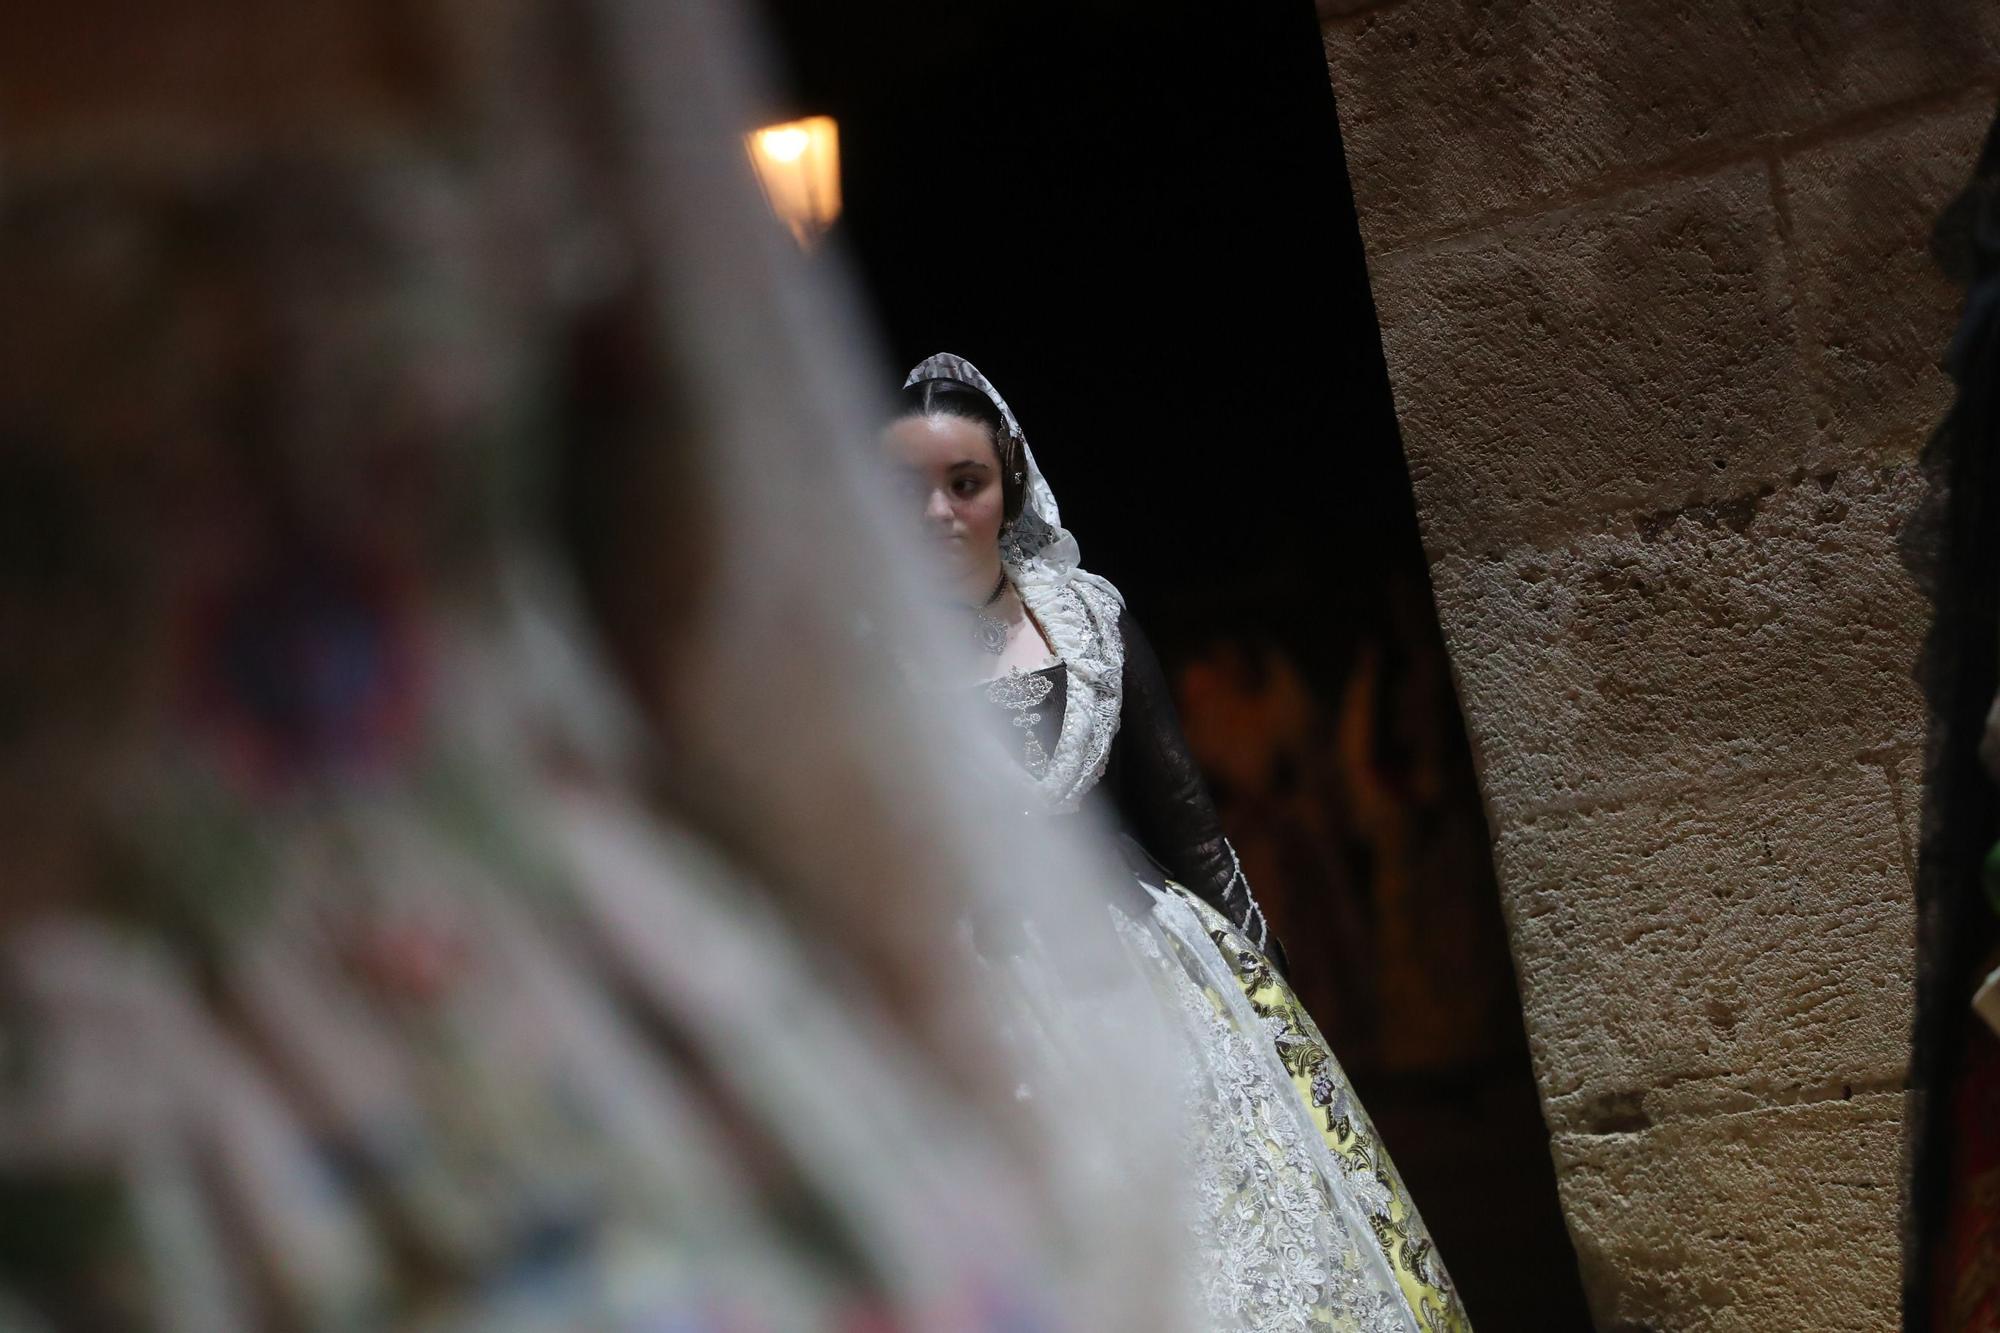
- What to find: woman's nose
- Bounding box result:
[924,489,954,524]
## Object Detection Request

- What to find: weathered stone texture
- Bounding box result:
[1785,95,1999,459]
[1326,0,1980,1320]
[1888,746,1925,896]
[1552,1092,1905,1332]
[1374,163,1828,558]
[1497,760,1913,1136]
[1324,0,2000,251]
[1429,464,1928,826]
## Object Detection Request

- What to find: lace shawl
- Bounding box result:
[901,353,1126,812]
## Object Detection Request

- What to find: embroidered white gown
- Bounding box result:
[909,353,1474,1333]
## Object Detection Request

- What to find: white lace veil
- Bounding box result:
[902,352,1129,811]
[900,352,1122,614]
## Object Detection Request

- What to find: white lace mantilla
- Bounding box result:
[903,353,1128,813]
[1024,579,1124,812]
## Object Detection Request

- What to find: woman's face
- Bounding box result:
[883,412,1006,594]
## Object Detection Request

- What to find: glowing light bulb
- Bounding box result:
[760,127,811,162]
[745,116,841,248]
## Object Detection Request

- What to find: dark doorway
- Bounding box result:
[760,2,1593,1326]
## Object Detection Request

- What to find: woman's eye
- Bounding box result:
[952,476,982,497]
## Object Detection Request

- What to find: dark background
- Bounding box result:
[766,0,1416,632]
[760,1,1594,1326]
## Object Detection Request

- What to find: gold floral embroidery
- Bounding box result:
[1168,884,1475,1333]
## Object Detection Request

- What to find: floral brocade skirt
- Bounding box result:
[1137,882,1473,1333]
[0,797,1071,1333]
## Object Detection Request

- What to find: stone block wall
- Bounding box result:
[1322,3,1999,1326]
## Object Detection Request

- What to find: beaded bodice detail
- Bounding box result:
[981,664,1066,782]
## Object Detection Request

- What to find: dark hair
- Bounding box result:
[898,378,1025,521]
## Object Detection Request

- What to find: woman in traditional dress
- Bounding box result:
[887,353,1476,1333]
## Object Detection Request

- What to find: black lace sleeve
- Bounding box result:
[1108,608,1289,972]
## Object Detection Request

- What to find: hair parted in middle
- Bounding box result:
[898,376,1026,522]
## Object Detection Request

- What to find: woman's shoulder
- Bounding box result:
[1017,572,1126,680]
[1060,573,1126,629]
[1078,584,1147,657]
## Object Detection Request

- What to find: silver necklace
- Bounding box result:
[968,572,1010,655]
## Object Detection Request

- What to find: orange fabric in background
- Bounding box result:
[1938,952,2000,1332]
